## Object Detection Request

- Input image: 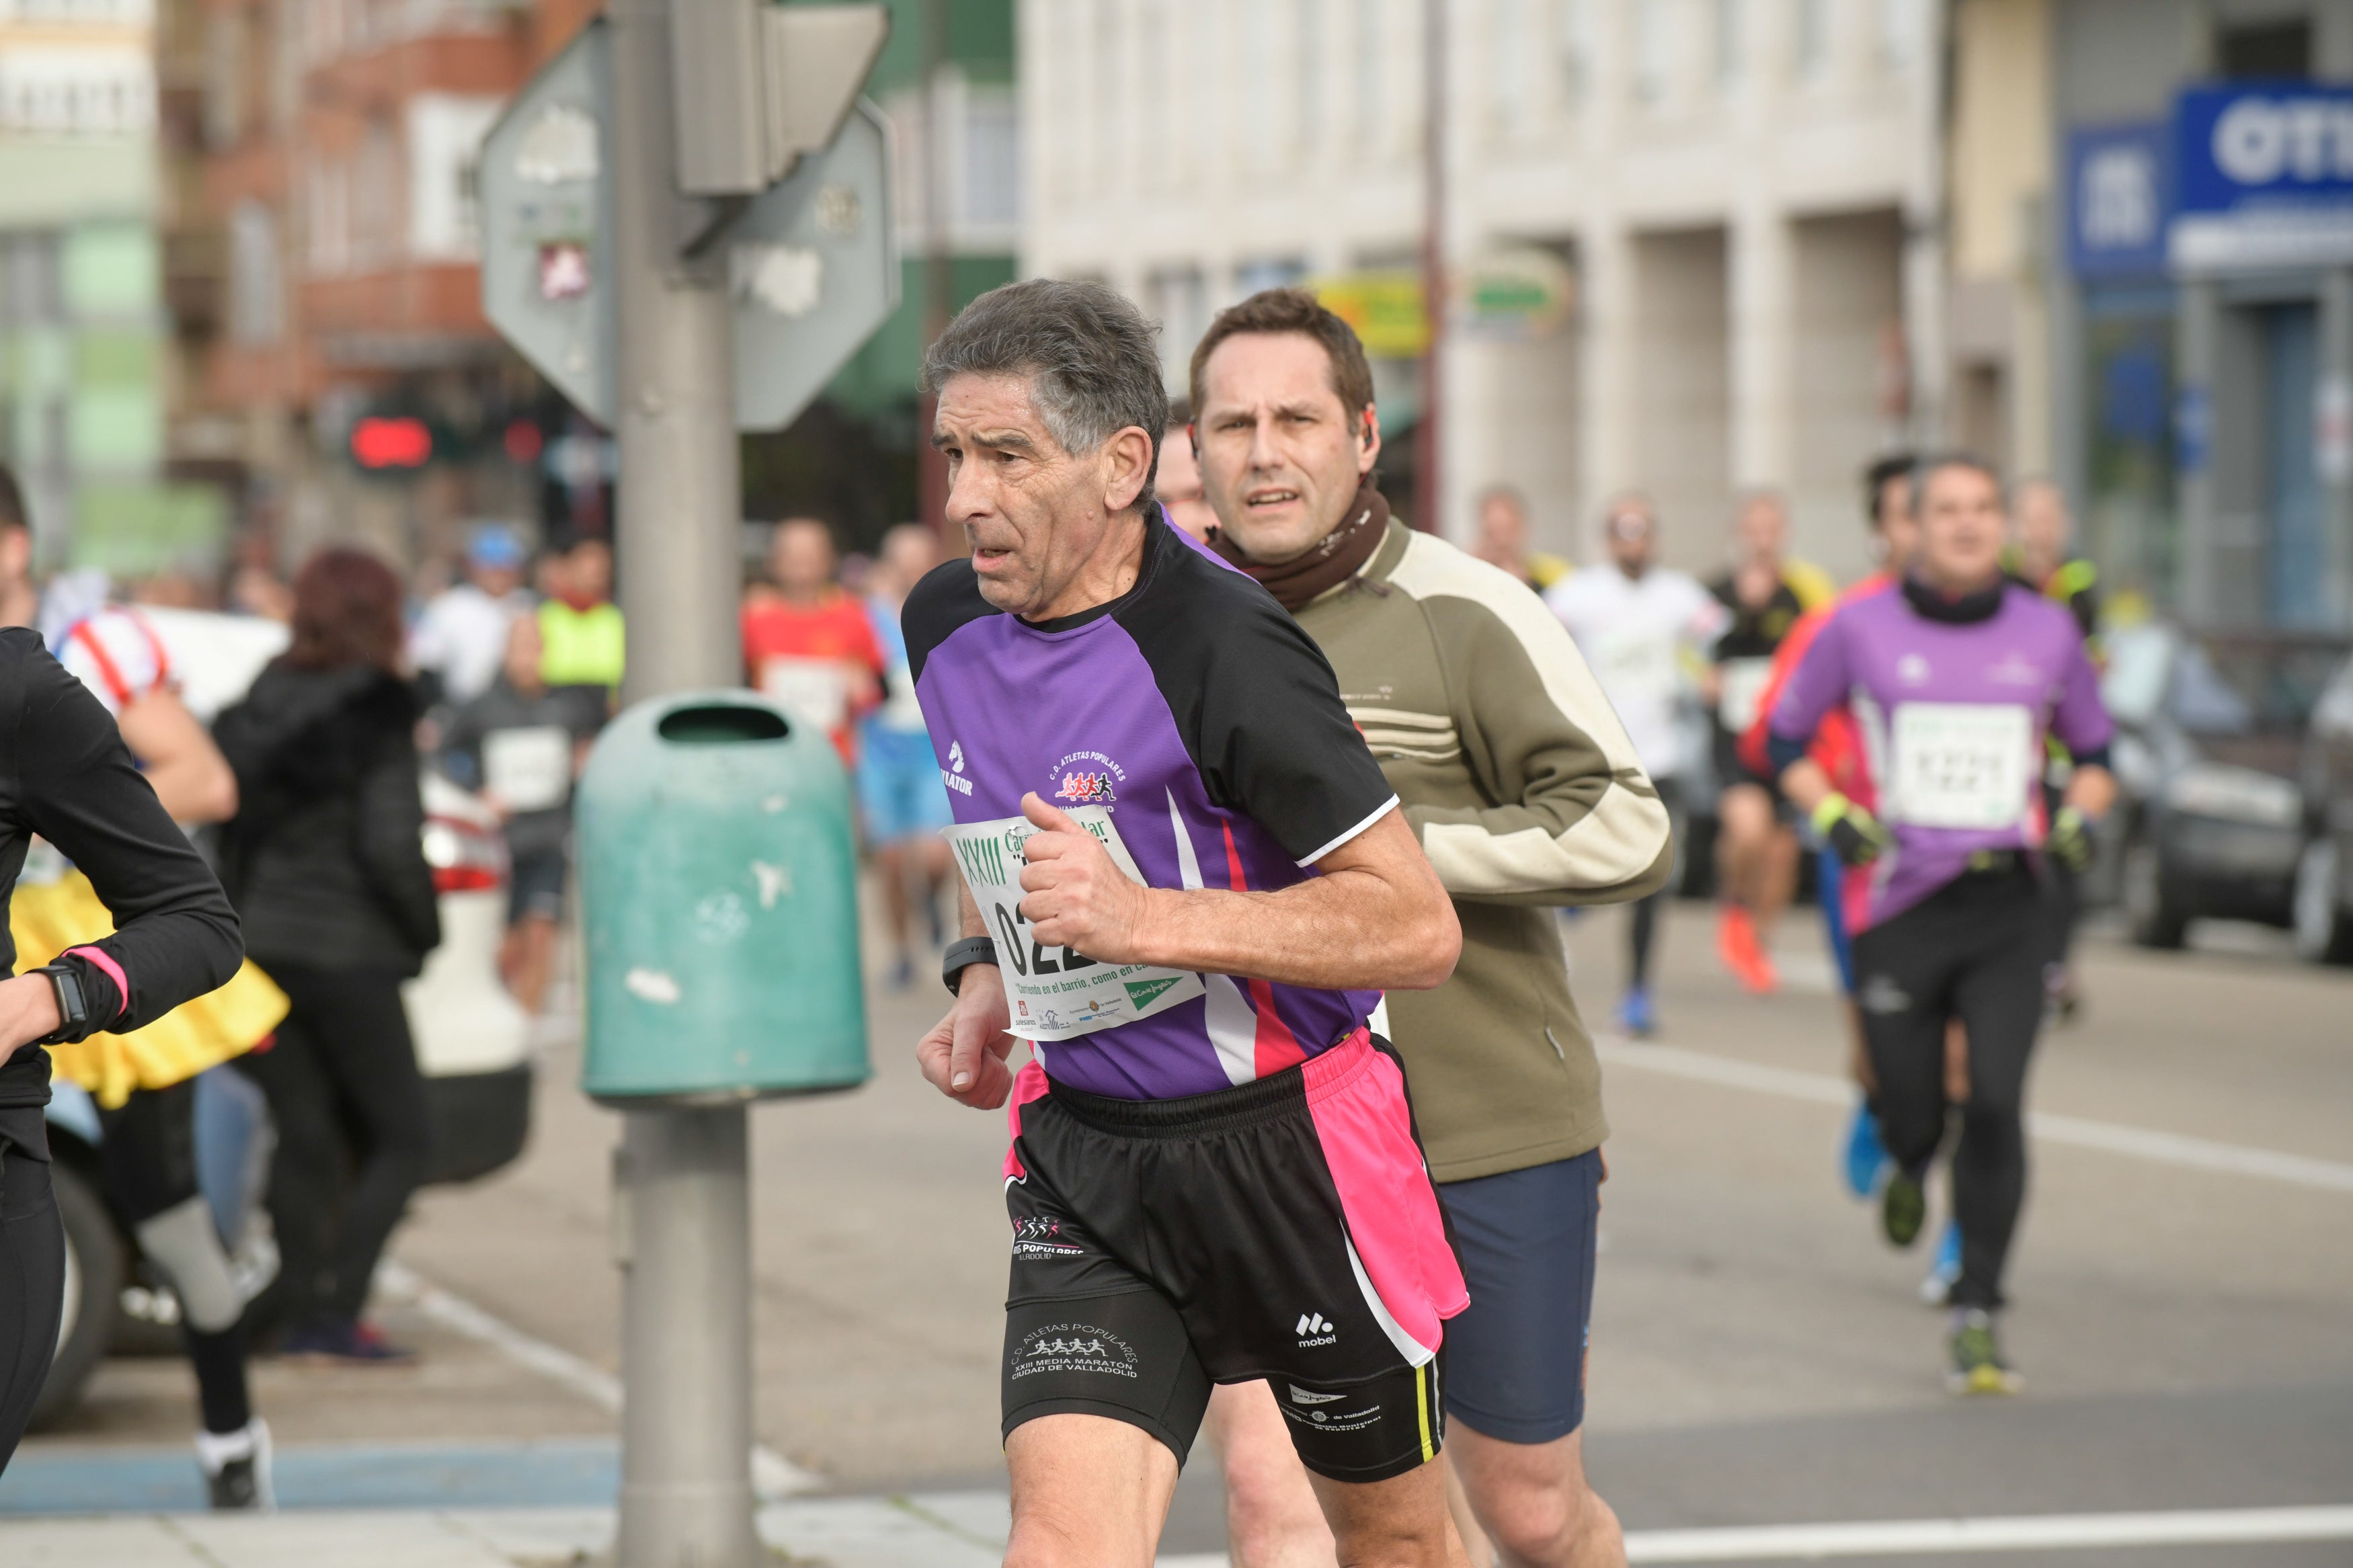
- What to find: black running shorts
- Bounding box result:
[999,1032,1466,1483]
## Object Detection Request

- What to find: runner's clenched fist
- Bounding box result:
[1016,792,1150,962]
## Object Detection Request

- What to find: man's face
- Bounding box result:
[1195,332,1378,565]
[933,371,1144,617]
[1874,474,1917,574]
[568,542,612,602]
[1476,496,1527,566]
[1734,497,1786,562]
[471,561,522,597]
[1917,464,2007,588]
[0,524,28,595]
[2014,481,2069,562]
[877,526,939,595]
[770,522,836,597]
[1605,507,1657,575]
[1155,425,1218,543]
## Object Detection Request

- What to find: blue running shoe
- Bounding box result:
[1843,1096,1889,1198]
[1920,1219,1962,1306]
[1616,985,1657,1038]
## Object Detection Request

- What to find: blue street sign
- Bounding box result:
[2170,83,2353,272]
[2067,123,2170,278]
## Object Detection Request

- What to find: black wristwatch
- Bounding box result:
[33,961,89,1045]
[942,936,999,997]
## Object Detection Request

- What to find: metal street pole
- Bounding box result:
[607,0,758,1556]
[1416,0,1446,536]
[916,0,952,539]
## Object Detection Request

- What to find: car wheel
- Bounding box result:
[2122,835,2189,950]
[29,1155,128,1431]
[2292,838,2353,965]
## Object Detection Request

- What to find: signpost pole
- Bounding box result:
[606,0,758,1558]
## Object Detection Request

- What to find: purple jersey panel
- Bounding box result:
[1771,583,2113,930]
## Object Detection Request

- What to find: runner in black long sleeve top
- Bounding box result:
[0,625,243,1469]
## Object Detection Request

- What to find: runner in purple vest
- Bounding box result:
[1765,454,2117,1396]
[906,279,1476,1566]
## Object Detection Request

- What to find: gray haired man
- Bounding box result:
[903,279,1476,1566]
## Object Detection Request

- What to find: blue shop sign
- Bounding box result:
[2067,123,2170,278]
[2171,82,2353,272]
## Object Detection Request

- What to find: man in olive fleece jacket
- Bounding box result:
[1191,289,1670,1568]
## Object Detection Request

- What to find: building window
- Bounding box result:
[1299,0,1325,151]
[1235,257,1307,300]
[1796,0,1830,78]
[2217,19,2310,80]
[0,48,157,136]
[228,200,284,344]
[1,236,63,327]
[1634,0,1672,104]
[1714,0,1739,85]
[1353,0,1384,151]
[963,89,1020,233]
[1493,0,1527,132]
[1146,265,1207,391]
[1880,0,1921,68]
[1091,0,1120,192]
[1556,0,1588,106]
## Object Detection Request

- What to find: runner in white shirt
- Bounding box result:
[408,526,534,706]
[1546,495,1724,1036]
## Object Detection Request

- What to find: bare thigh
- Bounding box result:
[1006,1411,1180,1568]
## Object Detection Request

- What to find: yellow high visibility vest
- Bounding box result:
[539,600,626,690]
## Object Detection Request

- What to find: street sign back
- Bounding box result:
[729,100,898,432]
[479,19,618,426]
[481,26,895,434]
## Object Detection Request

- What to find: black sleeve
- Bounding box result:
[902,559,994,686]
[14,640,243,1036]
[1125,565,1397,866]
[355,732,442,958]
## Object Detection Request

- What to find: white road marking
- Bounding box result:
[1619,1503,2353,1561]
[1596,1038,2353,1195]
[374,1260,820,1497]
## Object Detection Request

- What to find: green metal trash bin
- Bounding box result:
[577,690,871,1104]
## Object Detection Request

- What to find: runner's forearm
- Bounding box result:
[2063,764,2116,821]
[1778,757,1833,816]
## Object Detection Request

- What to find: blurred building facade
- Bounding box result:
[1021,0,1945,580]
[180,0,598,573]
[2047,0,2353,630]
[0,0,225,574]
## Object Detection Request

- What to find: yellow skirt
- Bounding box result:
[11,869,288,1109]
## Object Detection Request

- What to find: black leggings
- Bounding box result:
[235,964,430,1329]
[1850,865,2047,1311]
[0,1114,64,1475]
[97,1081,251,1435]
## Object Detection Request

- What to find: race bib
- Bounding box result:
[1886,702,2034,829]
[483,725,573,812]
[759,657,850,735]
[942,806,1205,1042]
[1717,657,1775,734]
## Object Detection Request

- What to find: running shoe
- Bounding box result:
[1842,1098,1889,1199]
[1881,1165,1927,1248]
[1946,1309,2023,1395]
[1919,1219,1962,1306]
[1616,985,1657,1039]
[280,1318,417,1366]
[1715,906,1780,994]
[197,1419,274,1511]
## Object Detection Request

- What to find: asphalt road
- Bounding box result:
[15,896,2352,1566]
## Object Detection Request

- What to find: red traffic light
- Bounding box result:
[352,416,432,469]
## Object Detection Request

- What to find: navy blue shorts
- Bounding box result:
[1433,1149,1601,1444]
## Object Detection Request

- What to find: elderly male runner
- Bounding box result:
[1191,288,1672,1568]
[906,279,1474,1568]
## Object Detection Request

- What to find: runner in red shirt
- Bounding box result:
[740,518,885,764]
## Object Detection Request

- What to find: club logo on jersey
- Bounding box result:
[1011,1215,1085,1260]
[1008,1322,1141,1382]
[1989,651,2042,686]
[949,741,966,773]
[1898,653,1932,686]
[1295,1312,1337,1347]
[941,739,973,796]
[1047,749,1127,805]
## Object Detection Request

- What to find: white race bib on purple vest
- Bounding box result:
[1886,702,2034,830]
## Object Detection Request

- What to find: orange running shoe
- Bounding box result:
[1716,904,1780,995]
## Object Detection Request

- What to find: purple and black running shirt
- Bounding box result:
[905,514,1400,1102]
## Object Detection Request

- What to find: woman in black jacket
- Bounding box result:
[216,548,440,1364]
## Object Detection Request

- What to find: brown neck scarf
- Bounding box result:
[1208,485,1390,611]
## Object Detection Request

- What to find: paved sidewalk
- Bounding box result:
[0,1493,1232,1568]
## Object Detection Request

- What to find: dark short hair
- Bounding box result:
[1166,395,1193,430]
[922,278,1166,515]
[0,463,26,533]
[1863,451,1917,529]
[1912,451,2003,511]
[1189,288,1377,430]
[286,547,404,672]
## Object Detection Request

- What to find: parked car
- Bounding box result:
[31,610,534,1426]
[2292,653,2353,964]
[2095,624,2348,949]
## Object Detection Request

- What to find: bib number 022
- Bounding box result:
[991,899,1099,979]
